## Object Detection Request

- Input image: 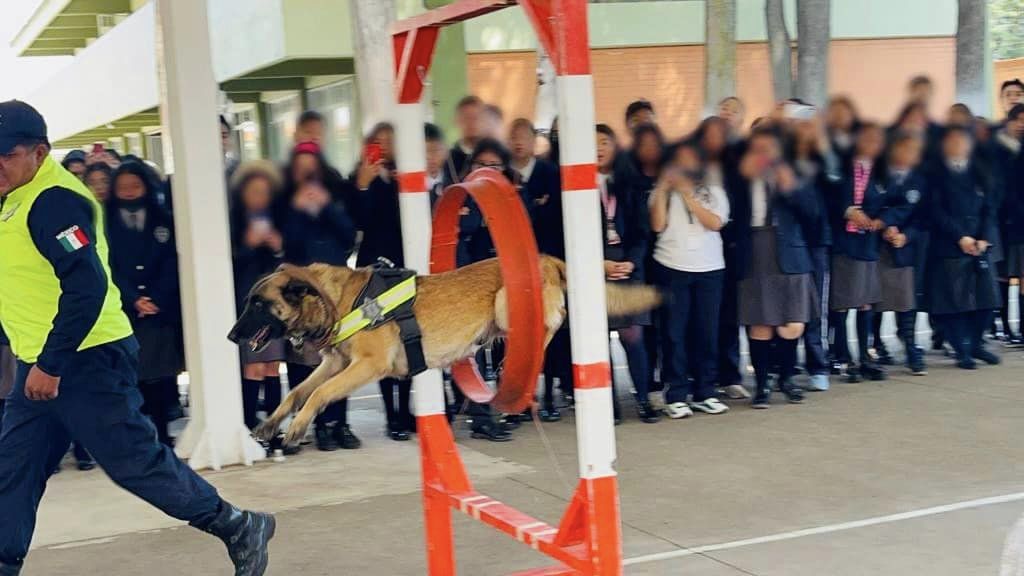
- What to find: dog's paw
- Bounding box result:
[253,420,280,443]
[282,415,311,447]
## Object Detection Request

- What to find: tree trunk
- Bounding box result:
[956,0,988,114]
[351,0,397,132]
[535,46,558,133]
[765,0,793,102]
[705,0,737,114]
[796,0,830,106]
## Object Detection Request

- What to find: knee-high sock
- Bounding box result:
[748,338,772,392]
[241,378,262,430]
[856,309,874,364]
[872,312,884,351]
[262,376,282,417]
[774,336,799,383]
[830,311,851,363]
[999,280,1015,336]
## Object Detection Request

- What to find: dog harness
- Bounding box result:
[329,262,428,376]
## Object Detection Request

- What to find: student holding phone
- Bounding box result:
[650,140,730,419]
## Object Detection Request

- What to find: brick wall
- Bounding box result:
[467,37,957,140]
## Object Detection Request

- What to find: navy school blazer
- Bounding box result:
[878,170,929,268]
[827,163,887,262]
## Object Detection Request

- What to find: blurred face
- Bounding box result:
[66,160,87,180]
[947,107,973,127]
[456,103,484,143]
[701,121,727,155]
[241,175,274,212]
[508,125,536,162]
[943,131,973,163]
[634,133,662,167]
[221,123,232,154]
[484,110,504,140]
[114,173,147,202]
[748,134,781,166]
[295,120,324,145]
[855,127,886,160]
[900,107,928,134]
[374,129,394,161]
[1003,84,1024,113]
[674,146,702,173]
[826,101,855,132]
[718,98,743,130]
[627,108,655,130]
[292,153,320,183]
[909,82,933,106]
[471,150,504,171]
[85,170,111,202]
[889,138,923,170]
[0,143,48,196]
[793,119,817,148]
[1007,114,1024,139]
[596,132,616,171]
[426,140,448,176]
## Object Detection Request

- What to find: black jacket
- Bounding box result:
[927,162,998,260]
[283,201,356,267]
[724,166,817,280]
[105,202,181,325]
[230,211,284,312]
[991,135,1024,246]
[350,175,404,268]
[827,161,887,262]
[601,160,649,282]
[523,159,565,259]
[878,170,929,268]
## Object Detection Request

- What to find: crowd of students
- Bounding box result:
[6,73,1021,463]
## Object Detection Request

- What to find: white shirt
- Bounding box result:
[651,184,730,273]
[751,179,768,227]
[515,157,537,183]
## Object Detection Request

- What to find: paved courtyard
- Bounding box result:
[21,345,1024,575]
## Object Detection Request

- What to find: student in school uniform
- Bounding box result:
[926,126,1002,369]
[784,107,839,392]
[825,96,861,167]
[872,132,930,375]
[992,104,1024,346]
[595,125,656,423]
[827,123,888,383]
[650,140,731,418]
[729,128,818,407]
[445,96,486,185]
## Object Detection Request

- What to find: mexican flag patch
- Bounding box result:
[56,225,90,252]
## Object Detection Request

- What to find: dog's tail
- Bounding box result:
[542,255,663,317]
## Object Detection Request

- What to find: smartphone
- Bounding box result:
[365,143,383,165]
[92,143,105,155]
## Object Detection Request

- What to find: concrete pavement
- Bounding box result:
[20,345,1024,575]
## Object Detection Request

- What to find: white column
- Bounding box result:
[394,102,448,418]
[156,0,264,470]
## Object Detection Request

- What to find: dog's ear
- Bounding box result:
[281,280,314,306]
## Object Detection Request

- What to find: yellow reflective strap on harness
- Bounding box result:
[330,276,417,345]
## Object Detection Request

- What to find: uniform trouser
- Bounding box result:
[717,274,743,387]
[380,377,413,432]
[803,247,830,375]
[938,310,993,360]
[615,326,649,401]
[657,267,724,404]
[0,339,220,565]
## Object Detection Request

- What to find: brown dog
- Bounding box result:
[230,256,661,445]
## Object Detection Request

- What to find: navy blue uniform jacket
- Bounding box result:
[827,163,887,262]
[927,163,999,260]
[878,170,929,268]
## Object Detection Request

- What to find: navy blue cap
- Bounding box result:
[0,100,48,155]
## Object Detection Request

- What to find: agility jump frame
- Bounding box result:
[392,2,621,574]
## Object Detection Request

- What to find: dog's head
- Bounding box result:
[228,265,339,353]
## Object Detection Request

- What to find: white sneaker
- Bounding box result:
[689,398,730,415]
[720,384,751,399]
[663,402,694,419]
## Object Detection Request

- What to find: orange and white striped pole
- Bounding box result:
[550,0,623,572]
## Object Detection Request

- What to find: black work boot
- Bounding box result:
[0,561,22,576]
[196,503,276,576]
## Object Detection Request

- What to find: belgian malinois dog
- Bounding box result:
[229,256,661,445]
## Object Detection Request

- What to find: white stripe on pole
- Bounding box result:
[394,101,447,417]
[560,190,610,365]
[555,75,599,167]
[574,387,617,479]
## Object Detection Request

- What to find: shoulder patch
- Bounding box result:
[56,225,90,252]
[154,226,171,244]
[906,189,921,204]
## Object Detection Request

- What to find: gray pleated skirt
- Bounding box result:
[830,254,881,311]
[738,227,819,326]
[875,250,916,312]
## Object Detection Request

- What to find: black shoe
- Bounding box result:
[315,424,338,452]
[1005,333,1024,347]
[972,348,1001,365]
[267,434,302,456]
[539,405,561,422]
[0,561,22,576]
[333,424,362,449]
[908,357,927,376]
[844,364,862,383]
[470,421,512,442]
[859,361,888,381]
[388,429,411,441]
[76,459,96,471]
[874,349,895,366]
[751,387,771,409]
[636,401,661,423]
[197,503,276,576]
[499,415,522,431]
[780,380,805,404]
[829,360,843,375]
[957,356,977,370]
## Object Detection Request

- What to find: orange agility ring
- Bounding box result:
[430,168,545,415]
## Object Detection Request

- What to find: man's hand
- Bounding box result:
[25,365,60,401]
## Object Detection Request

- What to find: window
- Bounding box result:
[266,93,302,164]
[307,79,358,173]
